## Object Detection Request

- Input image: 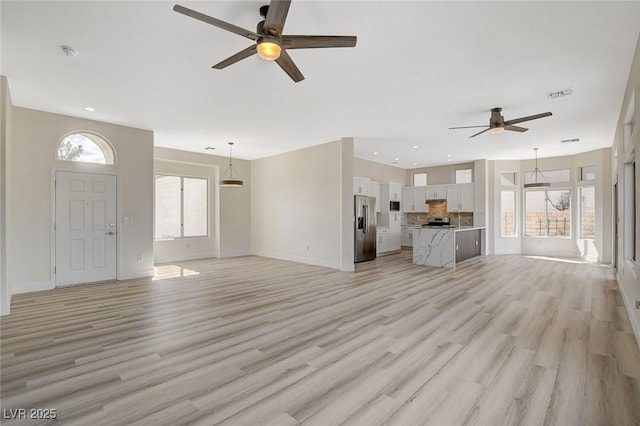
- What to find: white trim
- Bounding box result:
[263,252,342,271]
[155,252,219,263]
[219,250,252,258]
[618,273,640,351]
[12,280,54,294]
[118,269,154,281]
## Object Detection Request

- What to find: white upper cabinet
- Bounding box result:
[354,177,369,196]
[447,183,475,212]
[402,187,428,213]
[387,182,401,202]
[369,182,381,213]
[425,185,447,200]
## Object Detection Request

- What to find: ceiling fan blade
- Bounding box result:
[469,128,491,138]
[504,112,552,126]
[504,125,529,133]
[449,125,489,130]
[263,0,291,36]
[173,4,260,41]
[275,49,304,82]
[212,45,257,69]
[282,35,357,49]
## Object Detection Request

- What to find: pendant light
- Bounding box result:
[524,148,550,188]
[220,142,243,187]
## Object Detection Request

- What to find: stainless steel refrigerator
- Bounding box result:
[354,195,377,262]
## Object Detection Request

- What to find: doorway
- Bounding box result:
[55,171,117,286]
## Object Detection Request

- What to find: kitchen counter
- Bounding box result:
[413,226,485,269]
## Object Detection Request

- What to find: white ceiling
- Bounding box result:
[2,1,639,169]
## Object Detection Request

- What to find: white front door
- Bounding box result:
[55,171,117,286]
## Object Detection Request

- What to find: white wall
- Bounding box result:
[354,157,406,184]
[252,139,348,270]
[0,76,11,315]
[406,162,475,186]
[612,33,640,346]
[8,107,154,294]
[153,147,251,262]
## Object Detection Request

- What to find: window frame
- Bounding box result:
[579,186,595,240]
[524,188,572,239]
[155,174,209,240]
[500,190,518,237]
[413,172,427,186]
[56,131,116,165]
[455,168,473,184]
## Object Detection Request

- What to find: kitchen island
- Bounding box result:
[413,226,485,269]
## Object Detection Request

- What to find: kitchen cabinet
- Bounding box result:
[385,182,402,202]
[376,227,389,254]
[369,181,381,213]
[389,212,401,251]
[447,183,475,212]
[455,229,482,263]
[354,177,369,196]
[425,185,447,200]
[401,226,415,247]
[402,187,428,213]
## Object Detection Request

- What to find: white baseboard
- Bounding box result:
[12,280,54,294]
[154,252,218,264]
[219,250,252,258]
[118,269,154,280]
[260,252,342,270]
[493,249,522,255]
[618,273,640,351]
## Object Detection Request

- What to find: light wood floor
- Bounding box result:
[1,252,639,425]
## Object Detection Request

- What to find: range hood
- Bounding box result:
[425,199,447,205]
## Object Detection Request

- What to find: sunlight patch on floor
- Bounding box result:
[152,265,200,280]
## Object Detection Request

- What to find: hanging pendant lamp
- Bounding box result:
[220,142,243,187]
[524,148,550,188]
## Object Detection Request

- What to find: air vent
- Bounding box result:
[60,45,78,57]
[205,147,216,150]
[560,138,580,143]
[547,88,573,99]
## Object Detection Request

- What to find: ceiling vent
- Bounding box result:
[560,138,580,143]
[547,88,573,99]
[60,45,78,57]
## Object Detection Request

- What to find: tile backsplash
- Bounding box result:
[405,203,474,227]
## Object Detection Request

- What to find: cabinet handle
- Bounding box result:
[456,245,459,251]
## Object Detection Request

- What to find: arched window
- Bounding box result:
[56,132,115,165]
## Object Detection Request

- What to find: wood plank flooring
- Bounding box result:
[1,252,639,425]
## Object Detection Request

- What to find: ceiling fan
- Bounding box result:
[173,1,357,83]
[449,107,552,138]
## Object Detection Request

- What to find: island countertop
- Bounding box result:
[412,226,486,269]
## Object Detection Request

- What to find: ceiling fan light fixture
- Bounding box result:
[257,38,282,61]
[489,126,504,134]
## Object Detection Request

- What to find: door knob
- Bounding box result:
[105,231,115,235]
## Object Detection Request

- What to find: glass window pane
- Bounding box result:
[183,178,208,237]
[546,190,571,237]
[525,191,546,236]
[580,165,596,181]
[57,134,107,164]
[501,191,516,236]
[455,169,472,183]
[524,168,570,184]
[580,186,595,239]
[413,173,427,186]
[500,172,516,186]
[155,176,181,239]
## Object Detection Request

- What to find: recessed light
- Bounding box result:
[413,162,418,166]
[204,147,216,150]
[560,138,580,143]
[412,145,418,149]
[394,157,399,161]
[373,152,379,155]
[84,107,95,112]
[447,158,452,162]
[447,154,452,158]
[61,45,78,57]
